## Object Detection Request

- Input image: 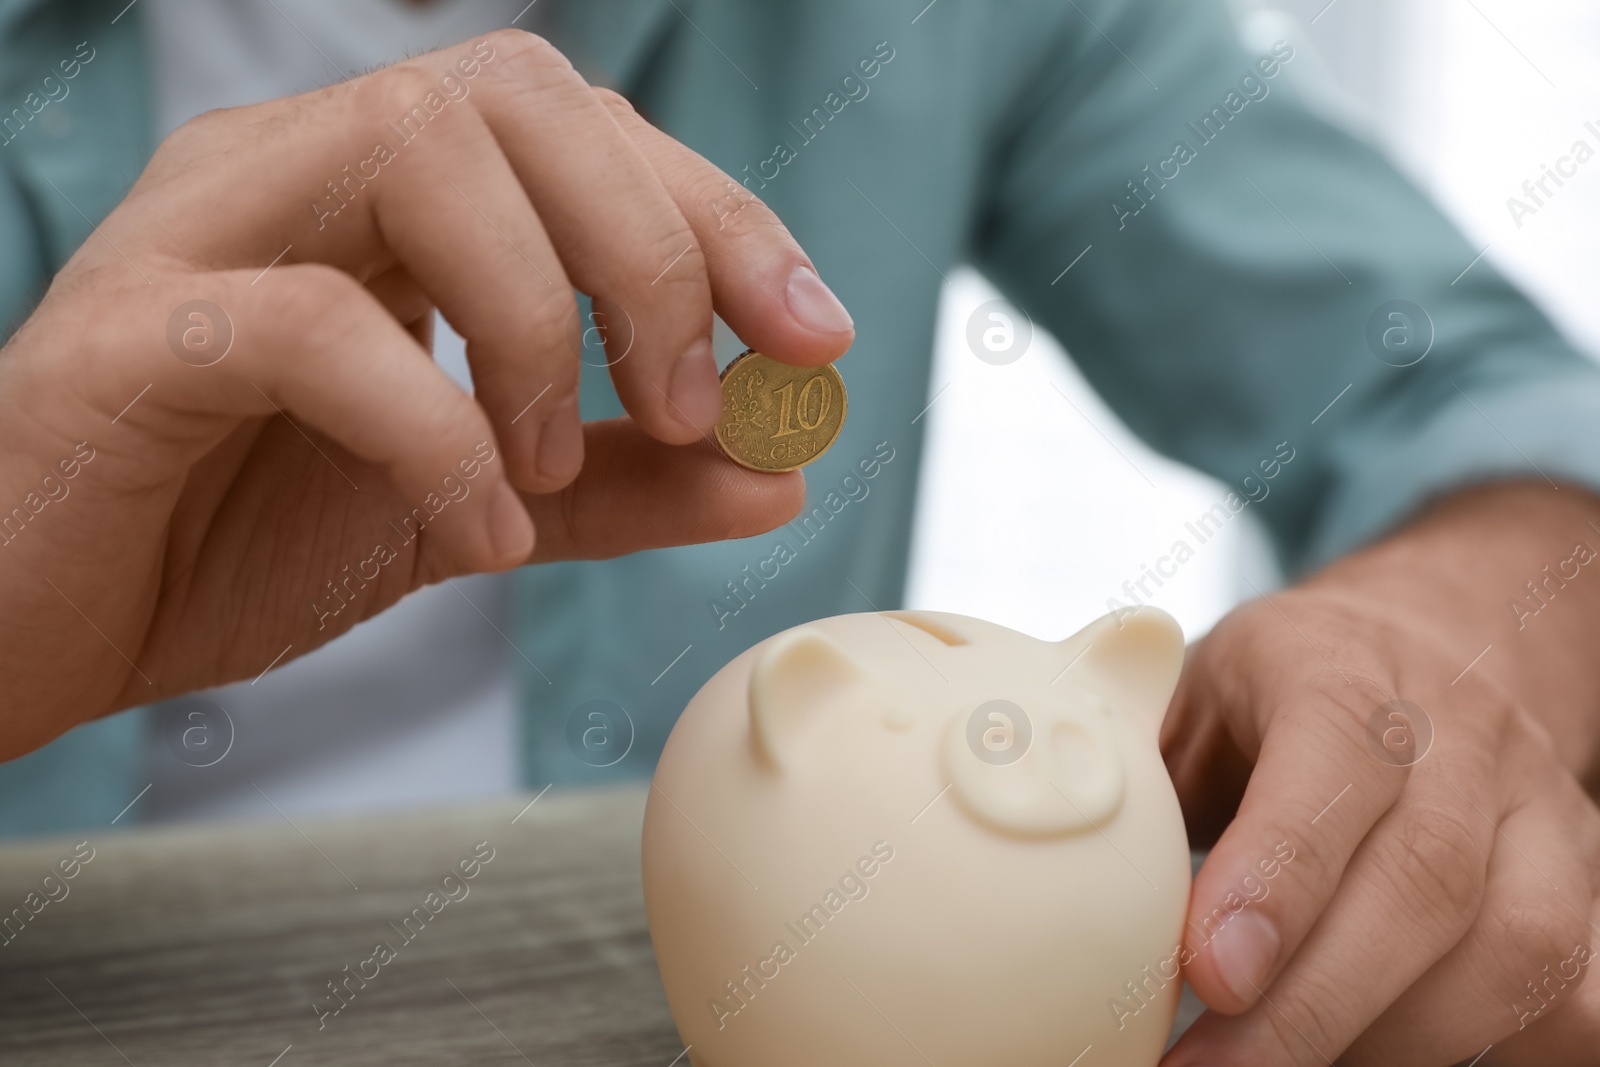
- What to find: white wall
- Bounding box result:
[903,270,1268,644]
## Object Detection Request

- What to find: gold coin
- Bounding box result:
[714,349,847,472]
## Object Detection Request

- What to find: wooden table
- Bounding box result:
[0,787,1202,1064]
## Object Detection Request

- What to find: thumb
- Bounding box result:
[521,417,805,561]
[1162,639,1256,849]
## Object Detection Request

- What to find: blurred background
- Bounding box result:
[9,0,1600,835]
[910,0,1600,638]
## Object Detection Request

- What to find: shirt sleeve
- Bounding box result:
[972,0,1600,573]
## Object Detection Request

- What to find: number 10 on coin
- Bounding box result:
[714,350,848,472]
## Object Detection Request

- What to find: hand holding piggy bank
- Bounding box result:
[643,608,1191,1066]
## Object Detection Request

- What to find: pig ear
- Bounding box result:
[1061,606,1185,732]
[749,629,867,771]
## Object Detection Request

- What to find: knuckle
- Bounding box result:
[147,106,252,173]
[1299,695,1377,765]
[1254,1010,1317,1065]
[638,224,709,299]
[1255,971,1355,1064]
[1386,808,1486,927]
[520,297,583,388]
[263,265,372,351]
[591,86,635,116]
[1215,830,1306,892]
[1274,670,1406,771]
[716,193,791,243]
[471,31,591,119]
[478,29,574,85]
[1494,898,1591,989]
[1565,968,1600,1041]
[162,107,227,151]
[1504,701,1560,760]
[520,289,578,343]
[1315,670,1395,736]
[365,64,450,125]
[697,173,780,237]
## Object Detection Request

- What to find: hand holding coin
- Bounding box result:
[714,350,847,472]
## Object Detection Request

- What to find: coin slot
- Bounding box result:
[886,612,969,646]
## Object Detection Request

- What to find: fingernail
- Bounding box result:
[667,337,722,431]
[1208,909,1280,1007]
[536,393,583,483]
[786,265,854,335]
[486,480,534,565]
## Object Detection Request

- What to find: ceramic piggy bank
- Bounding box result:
[642,607,1191,1067]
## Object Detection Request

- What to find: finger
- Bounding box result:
[1178,675,1407,1015]
[601,90,856,368]
[468,32,722,442]
[364,265,435,331]
[142,265,534,575]
[369,96,583,493]
[1348,785,1598,1065]
[1161,662,1255,848]
[1489,895,1600,1065]
[521,418,804,562]
[1167,775,1498,1067]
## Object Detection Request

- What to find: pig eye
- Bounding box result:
[885,612,968,646]
[882,701,918,731]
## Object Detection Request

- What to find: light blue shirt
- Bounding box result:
[4,0,1600,833]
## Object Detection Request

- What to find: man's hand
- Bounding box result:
[1160,482,1600,1065]
[0,32,854,759]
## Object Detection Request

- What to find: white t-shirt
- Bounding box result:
[140,0,538,822]
[146,0,540,136]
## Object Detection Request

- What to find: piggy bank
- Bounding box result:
[642,607,1191,1067]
